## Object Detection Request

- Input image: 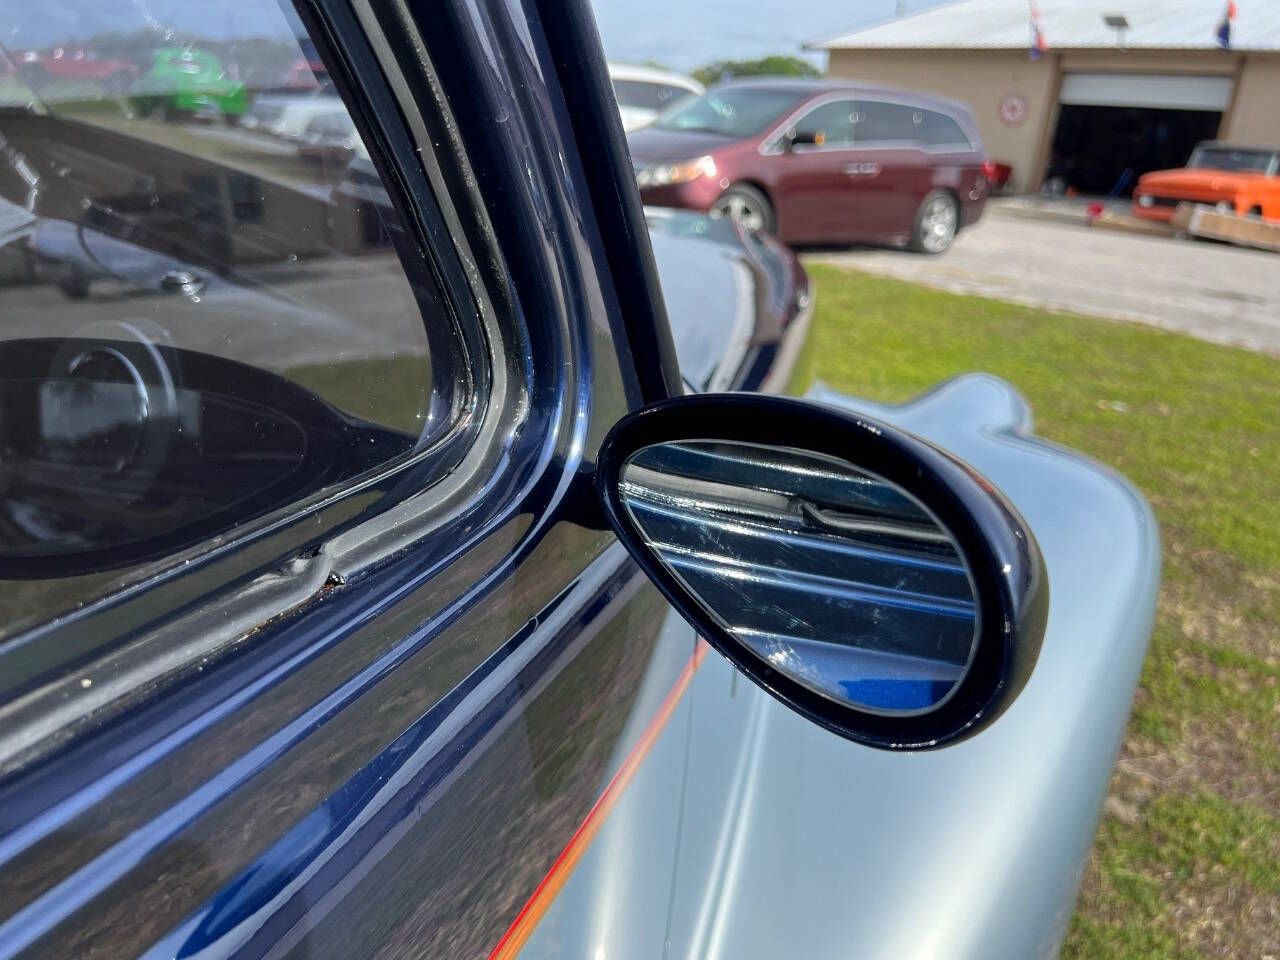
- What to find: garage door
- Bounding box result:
[1059,73,1233,111]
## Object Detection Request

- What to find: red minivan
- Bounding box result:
[628,79,989,253]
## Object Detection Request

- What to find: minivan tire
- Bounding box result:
[910,190,959,254]
[713,184,776,234]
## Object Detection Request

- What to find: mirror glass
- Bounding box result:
[620,440,978,715]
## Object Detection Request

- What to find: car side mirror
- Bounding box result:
[595,394,1046,750]
[784,128,823,150]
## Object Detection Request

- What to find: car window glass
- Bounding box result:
[1189,146,1277,173]
[653,88,808,137]
[916,109,970,147]
[793,100,854,147]
[853,100,918,143]
[0,0,460,639]
[612,79,689,112]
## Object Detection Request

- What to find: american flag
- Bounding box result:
[1216,1,1238,48]
[1029,1,1049,59]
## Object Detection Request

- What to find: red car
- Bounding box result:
[17,48,138,93]
[628,79,989,253]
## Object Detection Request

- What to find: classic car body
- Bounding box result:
[252,93,347,141]
[645,207,810,392]
[15,49,139,93]
[0,2,1156,959]
[1132,141,1280,222]
[130,49,248,122]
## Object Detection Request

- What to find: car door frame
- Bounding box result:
[0,0,688,955]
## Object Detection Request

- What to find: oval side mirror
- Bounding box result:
[595,393,1047,750]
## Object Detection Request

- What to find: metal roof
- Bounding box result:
[812,0,1280,52]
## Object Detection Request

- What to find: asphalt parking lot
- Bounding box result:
[807,203,1280,355]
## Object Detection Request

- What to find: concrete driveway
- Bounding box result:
[805,203,1280,354]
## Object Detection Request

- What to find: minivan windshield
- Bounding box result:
[653,87,808,138]
[1188,146,1279,175]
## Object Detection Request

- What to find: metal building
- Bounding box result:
[812,0,1280,194]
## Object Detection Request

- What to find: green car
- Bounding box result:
[130,48,247,122]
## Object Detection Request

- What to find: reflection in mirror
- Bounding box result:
[620,441,978,715]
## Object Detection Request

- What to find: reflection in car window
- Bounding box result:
[0,0,455,638]
[854,100,918,144]
[917,109,970,148]
[612,79,690,112]
[793,100,855,147]
[653,87,808,138]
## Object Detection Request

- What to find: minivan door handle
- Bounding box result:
[844,162,882,177]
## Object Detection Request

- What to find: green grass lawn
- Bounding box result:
[791,264,1280,959]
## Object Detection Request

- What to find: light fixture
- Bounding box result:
[1104,14,1130,47]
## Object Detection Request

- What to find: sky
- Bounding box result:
[4,0,297,48]
[6,0,957,71]
[590,0,956,72]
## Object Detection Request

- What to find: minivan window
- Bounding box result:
[917,109,971,148]
[654,88,808,138]
[0,0,459,638]
[793,99,855,148]
[853,100,918,143]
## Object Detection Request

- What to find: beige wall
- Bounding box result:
[1056,50,1237,74]
[827,48,1280,192]
[1226,56,1280,145]
[827,49,1058,192]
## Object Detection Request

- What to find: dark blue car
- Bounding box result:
[0,1,1159,958]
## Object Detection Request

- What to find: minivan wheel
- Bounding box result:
[910,190,959,254]
[712,184,775,234]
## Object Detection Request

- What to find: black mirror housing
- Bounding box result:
[785,128,822,150]
[595,393,1047,750]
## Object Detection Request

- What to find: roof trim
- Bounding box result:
[809,0,1280,53]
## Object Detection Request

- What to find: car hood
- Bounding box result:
[646,208,804,392]
[627,126,737,165]
[648,227,750,392]
[1138,168,1271,193]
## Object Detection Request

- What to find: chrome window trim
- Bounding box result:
[0,0,528,772]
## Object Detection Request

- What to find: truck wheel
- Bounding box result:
[910,190,959,254]
[712,184,775,234]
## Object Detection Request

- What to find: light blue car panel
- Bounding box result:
[661,374,1158,960]
[516,373,1158,960]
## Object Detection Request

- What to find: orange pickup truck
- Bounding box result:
[1132,142,1280,223]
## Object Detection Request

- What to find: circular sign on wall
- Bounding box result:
[999,92,1028,126]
